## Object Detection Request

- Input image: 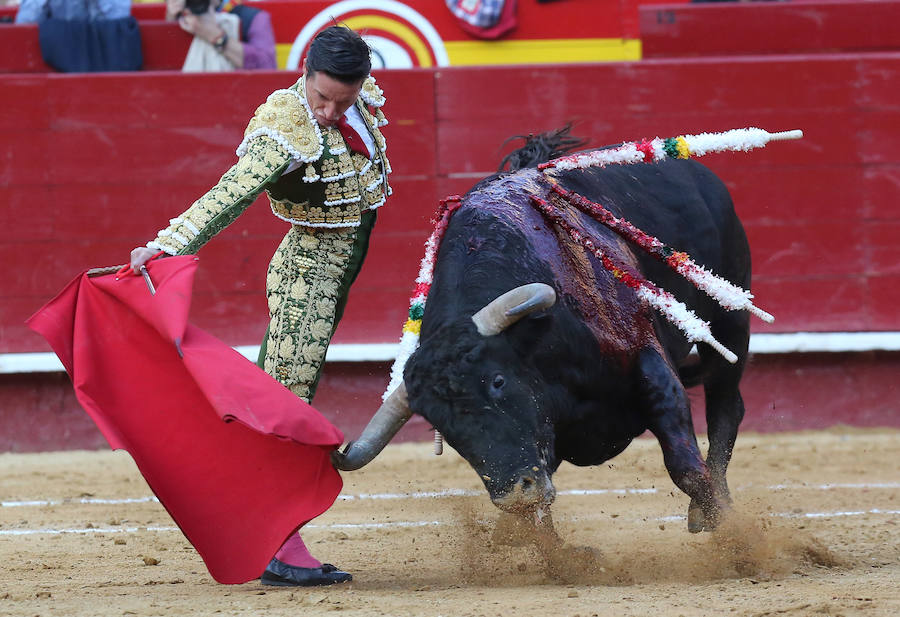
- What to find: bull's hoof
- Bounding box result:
[688,499,726,532]
[687,500,709,533]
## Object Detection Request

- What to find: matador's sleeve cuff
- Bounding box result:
[147,137,291,256]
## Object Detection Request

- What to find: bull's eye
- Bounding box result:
[490,374,505,391]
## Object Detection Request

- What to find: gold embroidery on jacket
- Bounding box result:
[325,129,345,152]
[337,152,354,175]
[240,80,390,227]
[244,91,320,160]
[320,158,340,179]
[269,196,361,226]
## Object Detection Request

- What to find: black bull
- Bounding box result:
[334,153,751,533]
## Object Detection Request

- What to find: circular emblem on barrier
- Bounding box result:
[286,0,449,70]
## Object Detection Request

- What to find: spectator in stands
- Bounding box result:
[174,0,241,72]
[167,0,276,70]
[14,0,130,23]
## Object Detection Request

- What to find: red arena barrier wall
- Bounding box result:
[3,57,899,353]
[1,57,899,449]
[641,0,900,59]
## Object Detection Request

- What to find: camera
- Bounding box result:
[184,0,211,15]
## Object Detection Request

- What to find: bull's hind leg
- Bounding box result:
[686,376,745,531]
[689,315,750,531]
[636,348,727,532]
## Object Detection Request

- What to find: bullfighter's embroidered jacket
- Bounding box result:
[145,76,391,402]
[147,75,391,256]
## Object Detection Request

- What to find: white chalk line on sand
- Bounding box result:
[2,484,898,537]
[2,509,899,538]
[1,496,159,508]
[0,489,652,508]
[3,482,898,509]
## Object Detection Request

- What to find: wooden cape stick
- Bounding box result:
[86,264,156,295]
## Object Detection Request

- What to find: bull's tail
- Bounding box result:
[498,124,587,171]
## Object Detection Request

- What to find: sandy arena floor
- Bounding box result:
[1,428,898,617]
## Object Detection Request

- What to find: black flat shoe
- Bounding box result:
[260,558,352,587]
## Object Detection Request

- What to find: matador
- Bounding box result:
[130,25,389,586]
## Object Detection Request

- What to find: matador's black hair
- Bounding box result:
[307,25,371,84]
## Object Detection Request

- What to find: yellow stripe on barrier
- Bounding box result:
[276,38,641,70]
[276,44,292,71]
[444,38,642,66]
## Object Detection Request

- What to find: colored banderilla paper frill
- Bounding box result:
[539,127,803,172]
[26,256,344,585]
[383,195,462,401]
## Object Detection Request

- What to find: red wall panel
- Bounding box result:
[137,21,192,71]
[749,278,871,333]
[0,75,51,128]
[433,58,873,174]
[744,222,866,279]
[717,166,865,226]
[864,166,900,219]
[867,223,900,276]
[867,274,900,331]
[641,0,900,59]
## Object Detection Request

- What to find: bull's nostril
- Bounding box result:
[520,476,534,491]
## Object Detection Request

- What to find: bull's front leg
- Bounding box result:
[636,348,727,532]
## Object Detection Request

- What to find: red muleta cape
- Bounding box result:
[26,256,344,584]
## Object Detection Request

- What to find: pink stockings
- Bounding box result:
[273,532,322,568]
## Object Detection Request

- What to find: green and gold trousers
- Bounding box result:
[256,210,376,403]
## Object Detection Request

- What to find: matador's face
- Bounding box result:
[303,67,363,129]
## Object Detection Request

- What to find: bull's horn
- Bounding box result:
[471,283,556,336]
[331,382,412,471]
